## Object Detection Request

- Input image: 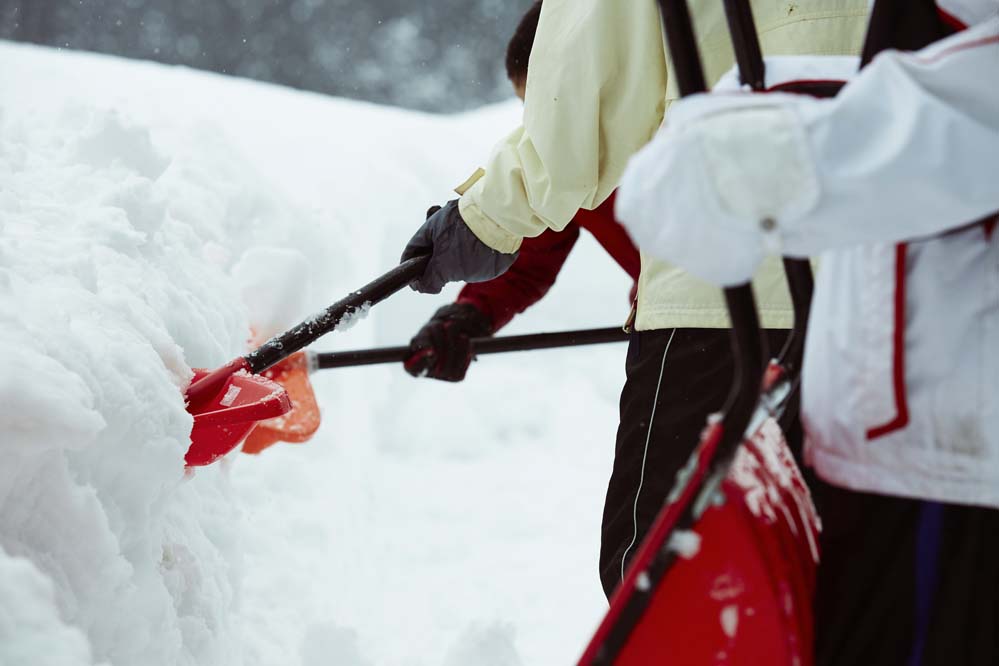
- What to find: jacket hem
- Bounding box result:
[635,306,794,331]
[808,444,999,510]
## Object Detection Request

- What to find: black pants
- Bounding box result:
[599,327,792,599]
[815,481,999,666]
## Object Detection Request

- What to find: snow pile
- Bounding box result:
[0,48,338,664]
[1,41,630,666]
[0,96,313,664]
[0,114,224,664]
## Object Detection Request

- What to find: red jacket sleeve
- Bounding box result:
[572,192,641,285]
[457,223,581,331]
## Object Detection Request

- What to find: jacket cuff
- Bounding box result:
[458,183,523,255]
[455,294,501,332]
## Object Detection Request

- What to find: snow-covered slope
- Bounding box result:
[0,42,631,666]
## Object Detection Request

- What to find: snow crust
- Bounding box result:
[0,41,632,665]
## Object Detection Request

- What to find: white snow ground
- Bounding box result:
[0,42,632,666]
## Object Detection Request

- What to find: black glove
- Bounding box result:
[401,199,518,294]
[404,303,494,382]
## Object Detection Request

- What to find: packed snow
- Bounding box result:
[0,42,632,665]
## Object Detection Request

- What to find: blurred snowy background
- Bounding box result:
[0,0,532,111]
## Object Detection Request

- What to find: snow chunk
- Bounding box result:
[0,346,105,452]
[667,530,702,560]
[720,604,739,638]
[335,302,372,332]
[0,551,93,666]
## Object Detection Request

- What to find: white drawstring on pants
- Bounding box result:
[620,327,677,583]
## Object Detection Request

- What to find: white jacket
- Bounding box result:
[617,7,999,507]
[804,11,999,507]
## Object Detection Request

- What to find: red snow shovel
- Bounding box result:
[184,256,430,467]
[577,1,830,662]
[241,326,630,454]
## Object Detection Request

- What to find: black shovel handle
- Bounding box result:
[314,326,629,370]
[660,0,767,458]
[722,0,766,89]
[719,0,817,376]
[245,256,430,374]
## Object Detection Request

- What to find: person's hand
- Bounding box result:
[404,303,494,382]
[616,92,821,286]
[401,200,519,294]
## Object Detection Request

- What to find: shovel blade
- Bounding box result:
[185,368,291,467]
[242,352,321,455]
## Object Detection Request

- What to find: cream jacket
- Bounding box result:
[457,0,869,330]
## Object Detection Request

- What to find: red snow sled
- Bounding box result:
[577,359,820,666]
[578,3,825,661]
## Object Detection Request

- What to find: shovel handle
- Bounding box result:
[313,326,629,370]
[659,0,767,454]
[245,256,430,374]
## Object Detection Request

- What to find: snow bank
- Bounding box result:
[1,41,630,666]
[0,86,275,666]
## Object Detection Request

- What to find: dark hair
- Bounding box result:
[505,1,543,83]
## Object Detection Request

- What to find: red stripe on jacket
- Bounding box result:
[457,191,640,331]
[866,244,912,440]
[936,6,967,32]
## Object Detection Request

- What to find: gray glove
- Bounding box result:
[401,200,518,294]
